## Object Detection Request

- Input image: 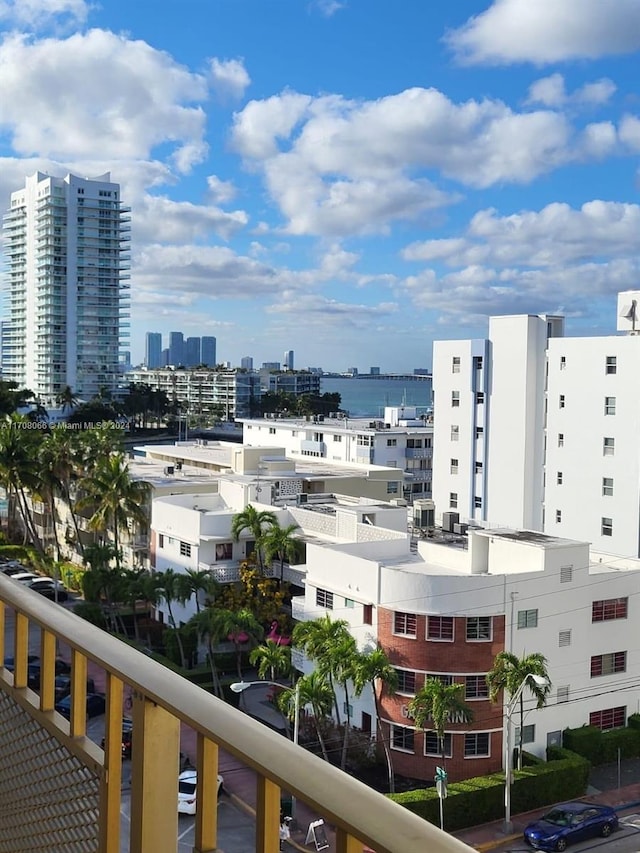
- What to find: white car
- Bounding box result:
[10,572,40,585]
[177,770,224,815]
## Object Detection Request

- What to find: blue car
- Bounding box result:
[55,693,106,720]
[524,803,618,851]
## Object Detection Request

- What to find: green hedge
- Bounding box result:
[389,748,590,832]
[563,722,640,764]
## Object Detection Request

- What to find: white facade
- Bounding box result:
[2,172,129,403]
[240,407,433,502]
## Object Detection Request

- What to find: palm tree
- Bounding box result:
[189,607,227,698]
[0,415,44,552]
[292,615,352,726]
[231,505,278,573]
[261,522,302,582]
[156,568,189,668]
[75,453,150,571]
[486,651,551,770]
[329,633,358,771]
[177,568,216,615]
[408,678,474,771]
[353,647,399,793]
[81,543,127,633]
[56,385,78,415]
[217,607,264,679]
[277,672,334,762]
[250,639,292,682]
[43,426,85,557]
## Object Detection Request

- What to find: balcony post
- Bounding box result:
[255,774,280,853]
[335,828,364,853]
[100,673,124,853]
[193,734,219,853]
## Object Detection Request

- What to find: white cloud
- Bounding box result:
[0,0,89,29]
[526,74,617,108]
[206,174,237,204]
[310,0,345,17]
[209,57,251,101]
[619,114,640,151]
[266,293,397,326]
[135,194,248,243]
[231,86,622,236]
[0,30,208,171]
[446,0,640,65]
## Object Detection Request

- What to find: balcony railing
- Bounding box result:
[0,575,473,853]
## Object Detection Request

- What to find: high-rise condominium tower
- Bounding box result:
[2,172,129,403]
[145,332,162,368]
[201,336,216,367]
[283,349,294,370]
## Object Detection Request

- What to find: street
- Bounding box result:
[495,814,640,853]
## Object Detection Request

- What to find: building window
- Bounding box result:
[449,492,458,509]
[604,396,616,416]
[316,588,334,610]
[451,391,460,408]
[476,426,484,438]
[451,425,459,441]
[558,433,564,447]
[557,685,570,704]
[395,669,417,695]
[517,609,538,629]
[603,437,615,456]
[452,356,461,373]
[590,707,625,731]
[464,732,490,757]
[427,616,454,641]
[590,651,626,677]
[158,534,164,549]
[333,434,341,442]
[592,598,628,622]
[344,598,355,608]
[386,438,397,447]
[425,732,452,757]
[466,616,491,641]
[475,356,483,370]
[450,459,459,474]
[559,630,571,647]
[426,673,453,686]
[559,394,565,409]
[605,356,617,375]
[215,543,233,560]
[601,517,613,537]
[475,461,483,474]
[560,565,573,583]
[394,612,417,637]
[363,604,373,625]
[386,481,399,494]
[476,392,485,404]
[179,541,191,557]
[557,471,563,485]
[269,427,276,434]
[602,477,614,497]
[474,496,482,508]
[555,510,562,523]
[560,356,566,370]
[391,725,415,752]
[514,724,535,745]
[465,676,489,700]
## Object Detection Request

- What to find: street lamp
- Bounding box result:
[231,679,302,819]
[504,673,548,834]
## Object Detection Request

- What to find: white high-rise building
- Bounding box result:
[2,171,129,403]
[283,349,294,370]
[432,291,640,557]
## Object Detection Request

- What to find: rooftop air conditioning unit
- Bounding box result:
[297,493,308,505]
[442,511,459,533]
[164,466,175,475]
[453,522,468,536]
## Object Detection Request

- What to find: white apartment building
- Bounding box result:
[240,406,433,502]
[2,172,129,403]
[124,367,262,420]
[294,523,640,783]
[432,291,640,558]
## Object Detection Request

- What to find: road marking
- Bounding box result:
[177,822,195,841]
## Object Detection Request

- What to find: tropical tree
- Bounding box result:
[0,380,35,416]
[330,633,358,771]
[231,505,277,573]
[486,651,551,770]
[261,522,302,583]
[56,385,78,414]
[43,426,85,557]
[176,568,216,615]
[0,414,44,551]
[75,453,150,571]
[250,639,292,682]
[156,568,190,668]
[292,615,352,726]
[81,542,127,633]
[277,672,334,762]
[188,607,228,698]
[34,438,64,561]
[353,647,399,793]
[216,607,264,679]
[408,678,474,771]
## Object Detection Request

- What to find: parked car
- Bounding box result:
[100,718,133,759]
[178,770,224,815]
[28,579,69,602]
[524,803,619,851]
[1,565,28,576]
[55,693,106,720]
[54,675,96,702]
[9,572,40,585]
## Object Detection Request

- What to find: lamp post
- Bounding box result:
[504,673,548,833]
[231,679,302,819]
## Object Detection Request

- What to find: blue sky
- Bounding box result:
[1,0,640,372]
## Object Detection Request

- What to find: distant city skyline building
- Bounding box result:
[185,336,201,367]
[370,367,380,375]
[201,336,216,367]
[261,361,280,370]
[283,349,294,370]
[168,331,184,366]
[240,356,253,370]
[2,171,129,402]
[145,332,162,368]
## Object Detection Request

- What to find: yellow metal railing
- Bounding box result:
[0,575,474,853]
